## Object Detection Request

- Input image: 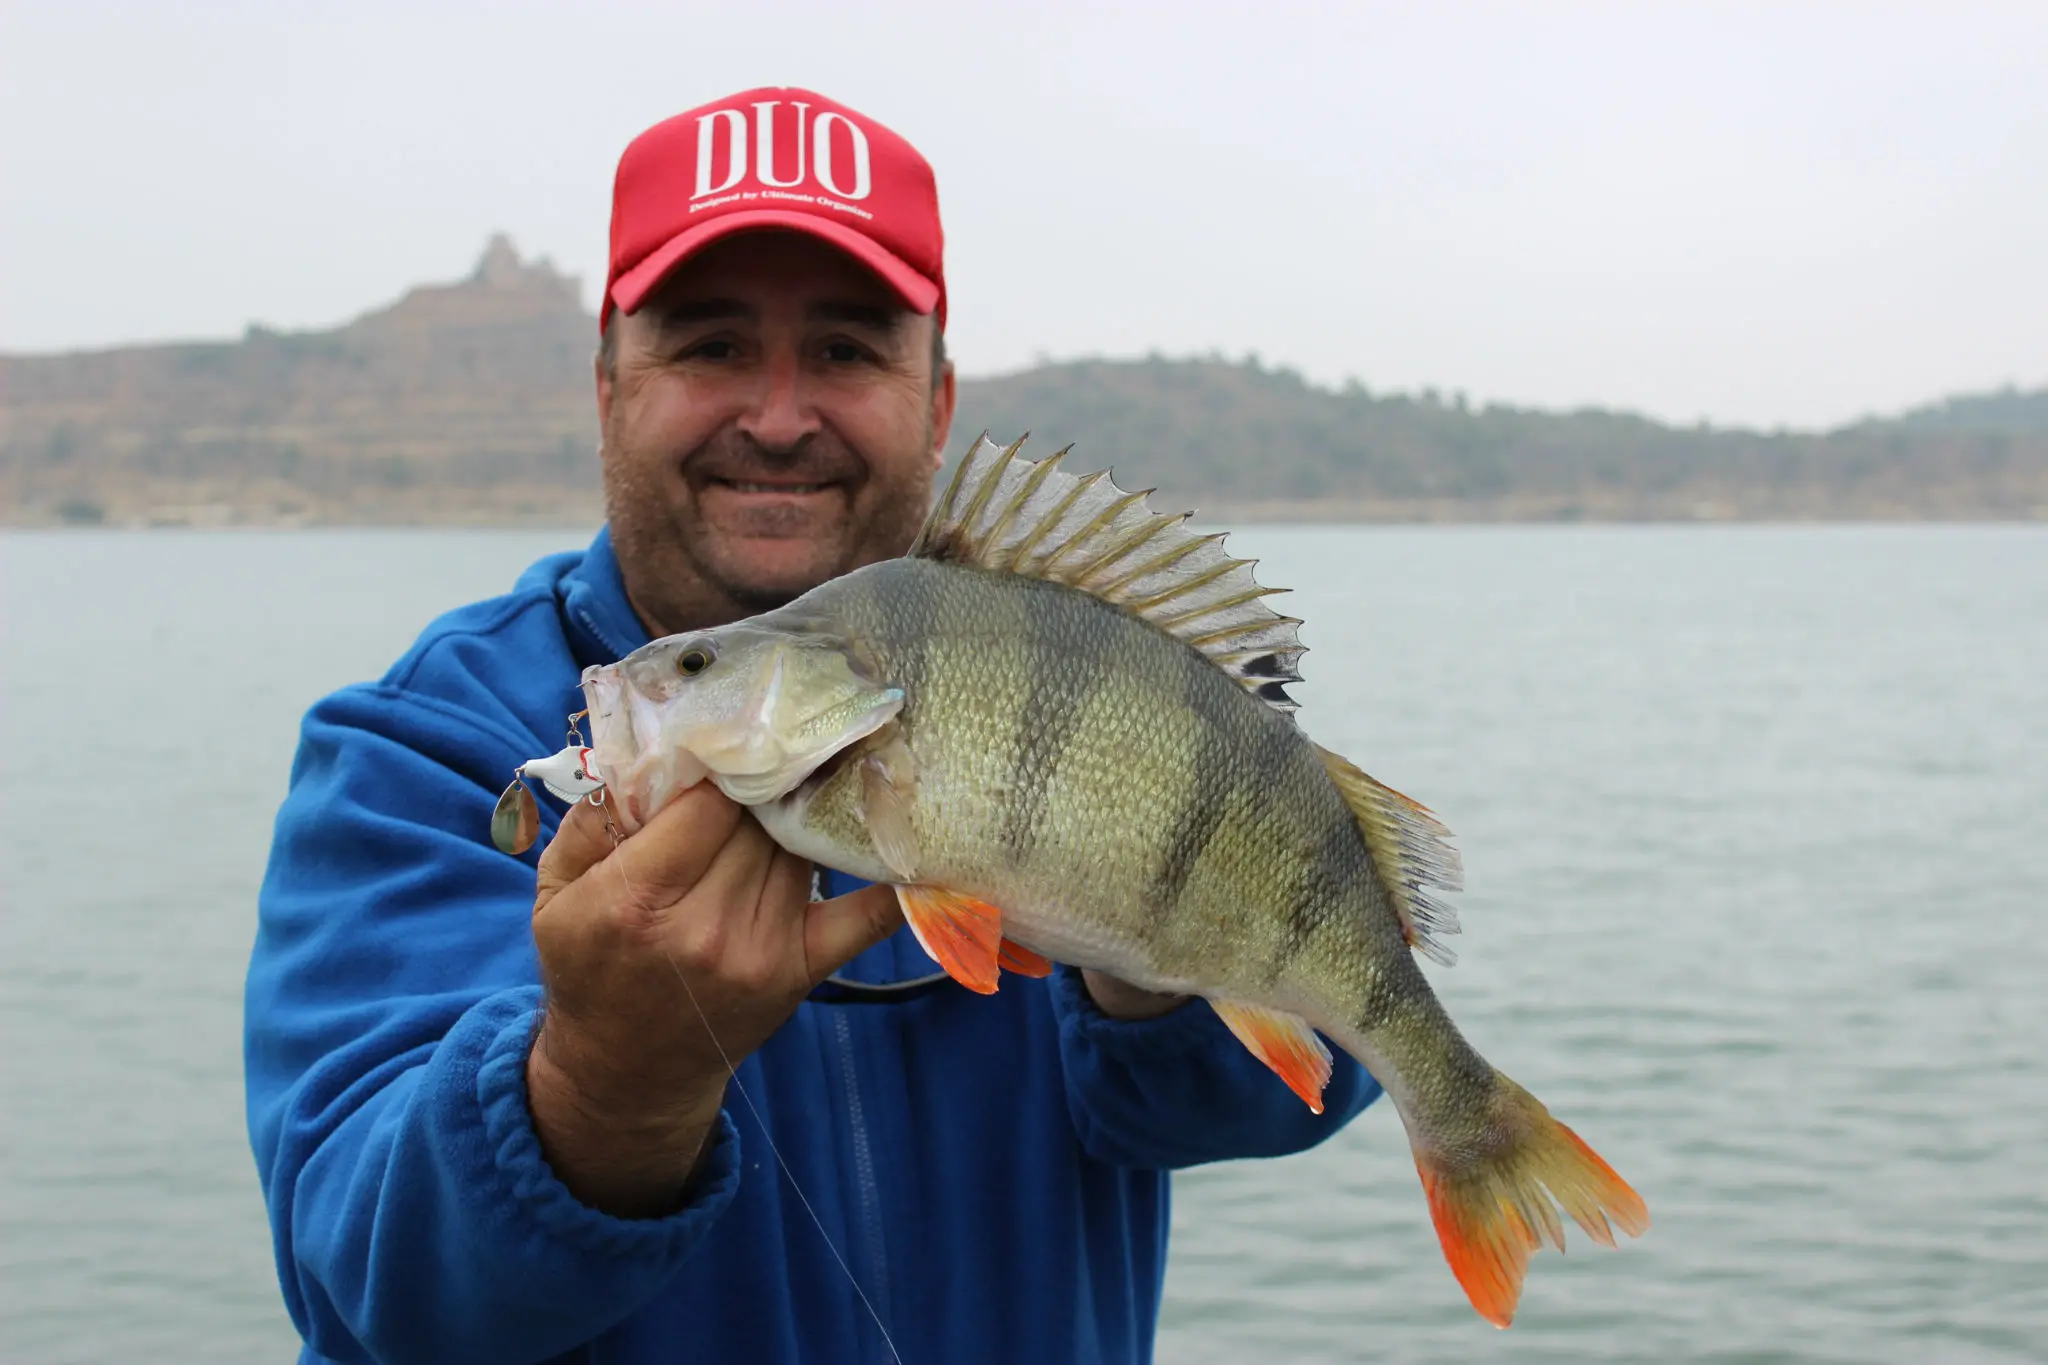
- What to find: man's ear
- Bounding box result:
[928,356,956,473]
[594,320,618,434]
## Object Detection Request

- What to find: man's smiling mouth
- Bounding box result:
[713,479,834,494]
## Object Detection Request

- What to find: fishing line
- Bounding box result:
[601,809,906,1365]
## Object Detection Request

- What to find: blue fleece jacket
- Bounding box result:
[244,527,1379,1365]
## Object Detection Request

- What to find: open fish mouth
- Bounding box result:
[576,663,709,832]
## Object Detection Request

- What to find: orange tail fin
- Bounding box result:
[1415,1076,1648,1329]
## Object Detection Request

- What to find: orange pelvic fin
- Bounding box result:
[1416,1075,1650,1329]
[895,885,1005,994]
[1207,999,1333,1113]
[997,937,1054,978]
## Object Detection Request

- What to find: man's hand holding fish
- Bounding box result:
[525,783,899,1219]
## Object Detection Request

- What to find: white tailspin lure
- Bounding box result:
[490,743,605,856]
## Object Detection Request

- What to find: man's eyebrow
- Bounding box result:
[807,300,906,331]
[647,297,754,327]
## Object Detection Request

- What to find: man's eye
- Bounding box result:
[822,341,867,364]
[688,339,739,361]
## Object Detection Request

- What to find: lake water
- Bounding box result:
[2,526,2044,1364]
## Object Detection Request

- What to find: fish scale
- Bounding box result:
[577,434,1651,1330]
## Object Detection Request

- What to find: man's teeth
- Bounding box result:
[725,481,828,494]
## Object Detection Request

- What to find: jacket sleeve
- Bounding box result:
[243,683,740,1365]
[1048,965,1381,1170]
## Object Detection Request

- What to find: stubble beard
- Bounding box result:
[601,421,936,637]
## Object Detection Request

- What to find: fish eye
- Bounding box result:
[676,645,715,677]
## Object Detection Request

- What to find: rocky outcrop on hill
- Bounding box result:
[2,236,602,525]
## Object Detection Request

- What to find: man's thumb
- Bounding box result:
[804,884,907,985]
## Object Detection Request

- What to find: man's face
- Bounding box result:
[597,230,956,637]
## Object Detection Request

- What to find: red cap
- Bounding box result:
[603,87,945,332]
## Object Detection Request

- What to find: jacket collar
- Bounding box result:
[559,525,653,669]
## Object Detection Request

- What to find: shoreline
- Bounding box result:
[7,504,2045,531]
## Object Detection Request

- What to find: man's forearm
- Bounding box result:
[1080,969,1187,1020]
[1053,967,1378,1168]
[527,1018,728,1219]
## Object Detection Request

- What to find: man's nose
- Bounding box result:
[735,349,821,451]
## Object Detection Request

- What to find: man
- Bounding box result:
[245,87,1379,1365]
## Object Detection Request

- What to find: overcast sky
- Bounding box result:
[3,1,2042,428]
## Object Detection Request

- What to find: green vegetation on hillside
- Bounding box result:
[952,358,2048,520]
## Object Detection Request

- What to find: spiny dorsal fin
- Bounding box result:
[1314,745,1465,965]
[914,434,1307,716]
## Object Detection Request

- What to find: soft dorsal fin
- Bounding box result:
[1314,745,1466,965]
[914,434,1307,716]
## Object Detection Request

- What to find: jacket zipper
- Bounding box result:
[832,1008,893,1362]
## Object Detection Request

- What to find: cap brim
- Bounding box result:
[611,210,941,319]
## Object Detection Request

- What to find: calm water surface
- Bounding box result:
[2,526,2043,1364]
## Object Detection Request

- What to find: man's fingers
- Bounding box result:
[604,784,747,902]
[534,783,901,994]
[536,784,747,911]
[677,810,781,923]
[804,884,907,986]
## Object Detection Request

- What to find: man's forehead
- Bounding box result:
[638,231,908,322]
[642,296,907,331]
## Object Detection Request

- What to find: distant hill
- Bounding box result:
[953,363,2048,521]
[1873,387,2048,435]
[3,235,2043,526]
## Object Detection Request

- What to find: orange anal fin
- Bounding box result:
[997,937,1053,977]
[896,886,1005,994]
[1207,999,1332,1114]
[1416,1080,1650,1329]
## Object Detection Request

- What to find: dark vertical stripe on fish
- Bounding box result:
[1141,648,1240,915]
[1267,808,1361,987]
[872,562,950,709]
[996,594,1104,862]
[1350,913,1424,1036]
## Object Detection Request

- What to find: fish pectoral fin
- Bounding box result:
[896,885,1005,995]
[858,733,920,881]
[1207,999,1334,1114]
[997,937,1054,978]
